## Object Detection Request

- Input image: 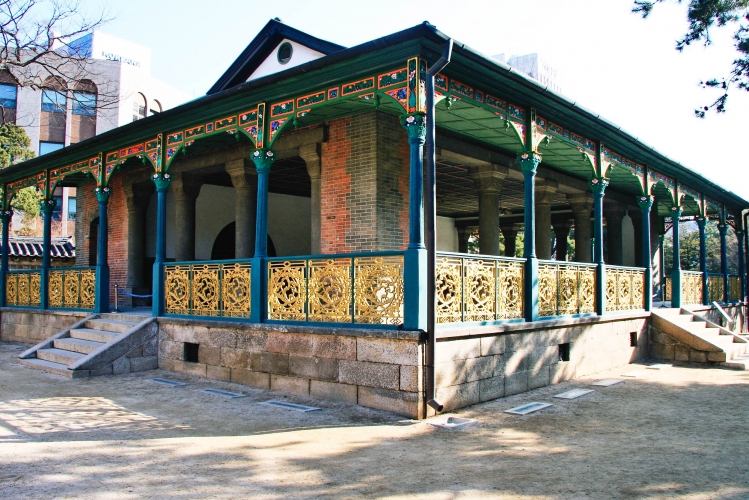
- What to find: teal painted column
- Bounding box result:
[638,196,655,311]
[250,148,275,323]
[591,178,607,315]
[151,174,171,317]
[670,206,683,308]
[94,188,110,313]
[658,233,665,300]
[518,152,541,322]
[0,209,10,307]
[403,114,427,331]
[40,198,56,309]
[719,222,728,303]
[737,229,746,303]
[696,216,708,305]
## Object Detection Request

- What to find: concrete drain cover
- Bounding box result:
[505,402,553,415]
[261,400,321,412]
[592,379,623,387]
[202,389,246,398]
[647,363,672,370]
[429,417,477,430]
[151,378,187,387]
[554,389,594,400]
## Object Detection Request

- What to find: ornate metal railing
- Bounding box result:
[164,260,252,318]
[664,277,672,302]
[48,267,96,310]
[681,271,703,305]
[5,269,41,307]
[729,274,742,302]
[708,273,724,303]
[605,265,646,312]
[267,252,404,325]
[435,252,524,324]
[538,261,596,317]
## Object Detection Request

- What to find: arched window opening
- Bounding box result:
[132,92,146,121]
[0,70,18,124]
[71,80,97,143]
[150,99,162,115]
[40,76,67,154]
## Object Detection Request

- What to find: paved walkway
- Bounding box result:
[1,341,748,499]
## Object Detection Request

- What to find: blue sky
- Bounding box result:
[89,0,749,201]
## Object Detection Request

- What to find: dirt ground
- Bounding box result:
[1,342,749,499]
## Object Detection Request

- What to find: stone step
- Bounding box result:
[100,313,151,323]
[53,337,103,355]
[84,319,137,334]
[70,328,119,343]
[36,347,86,366]
[17,358,89,378]
[722,354,749,369]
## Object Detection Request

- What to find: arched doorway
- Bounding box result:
[211,222,276,260]
[89,217,99,265]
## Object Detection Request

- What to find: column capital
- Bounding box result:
[251,148,275,173]
[402,113,426,141]
[171,173,203,202]
[517,151,541,174]
[152,172,172,191]
[567,192,593,214]
[0,209,11,222]
[637,195,655,212]
[124,182,154,212]
[589,177,608,195]
[718,222,728,235]
[696,215,707,228]
[299,143,321,180]
[670,205,683,218]
[40,197,57,214]
[471,164,508,193]
[94,187,110,204]
[536,179,558,205]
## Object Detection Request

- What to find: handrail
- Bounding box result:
[436,251,526,263]
[538,259,597,268]
[266,250,404,261]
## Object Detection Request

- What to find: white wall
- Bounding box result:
[248,39,325,81]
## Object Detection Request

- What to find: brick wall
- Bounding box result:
[75,175,130,305]
[320,111,410,253]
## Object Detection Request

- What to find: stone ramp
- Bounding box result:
[18,312,158,378]
[651,308,749,366]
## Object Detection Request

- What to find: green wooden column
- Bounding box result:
[94,188,111,313]
[0,209,10,307]
[638,196,655,311]
[591,178,607,315]
[151,174,171,317]
[738,228,746,303]
[696,216,708,305]
[670,205,683,308]
[519,152,541,322]
[403,113,427,331]
[719,221,729,304]
[249,148,274,324]
[658,233,665,300]
[40,198,56,309]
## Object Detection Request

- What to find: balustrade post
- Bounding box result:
[738,229,746,304]
[591,178,607,315]
[0,209,10,307]
[519,152,541,322]
[250,148,275,323]
[402,114,427,330]
[719,222,729,304]
[658,233,665,300]
[94,188,110,313]
[151,174,171,317]
[638,196,655,311]
[697,216,708,305]
[671,206,683,308]
[40,198,56,309]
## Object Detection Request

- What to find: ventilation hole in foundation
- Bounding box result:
[184,342,199,363]
[558,343,570,362]
[630,332,638,347]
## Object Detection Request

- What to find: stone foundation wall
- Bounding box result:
[157,319,424,418]
[0,308,90,344]
[433,314,650,413]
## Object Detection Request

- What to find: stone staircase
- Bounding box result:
[18,312,158,378]
[651,308,749,369]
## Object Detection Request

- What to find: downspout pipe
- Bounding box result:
[425,38,453,415]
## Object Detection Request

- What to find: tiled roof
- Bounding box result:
[7,236,75,259]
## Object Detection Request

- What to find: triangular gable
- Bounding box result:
[207,19,344,95]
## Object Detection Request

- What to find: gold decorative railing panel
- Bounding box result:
[729,275,741,302]
[708,274,724,303]
[164,261,251,318]
[538,262,595,317]
[681,271,703,305]
[605,266,645,312]
[6,270,41,307]
[267,254,404,325]
[435,254,523,324]
[664,277,672,302]
[52,267,96,309]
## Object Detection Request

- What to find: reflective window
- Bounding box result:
[67,197,76,221]
[42,89,66,113]
[132,93,146,121]
[0,84,17,109]
[39,141,64,155]
[72,92,96,116]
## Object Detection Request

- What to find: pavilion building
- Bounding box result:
[0,20,746,419]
